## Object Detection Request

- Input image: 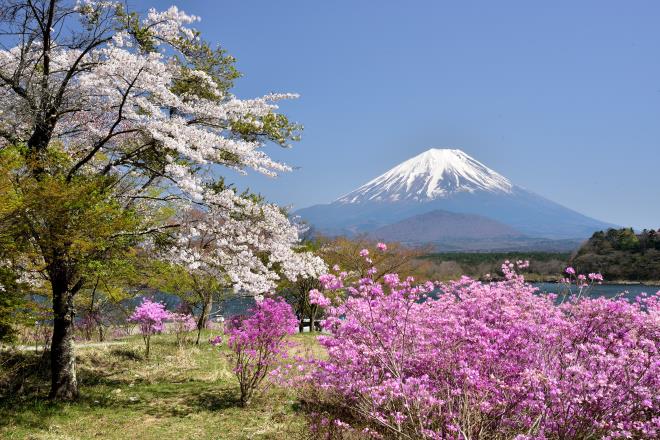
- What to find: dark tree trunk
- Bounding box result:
[49,279,78,400]
[310,305,320,333]
[195,294,213,345]
[27,118,57,175]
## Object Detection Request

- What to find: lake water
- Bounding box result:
[531,282,660,301]
[212,283,660,320]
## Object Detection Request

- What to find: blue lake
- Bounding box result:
[211,283,660,320]
[531,282,660,301]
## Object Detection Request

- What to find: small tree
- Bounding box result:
[129,298,170,358]
[170,312,197,347]
[223,297,297,406]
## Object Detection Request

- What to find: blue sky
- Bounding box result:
[142,0,660,229]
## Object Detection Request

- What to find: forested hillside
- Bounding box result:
[421,252,570,281]
[570,228,660,281]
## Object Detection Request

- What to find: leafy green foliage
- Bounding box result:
[422,252,570,280]
[0,145,147,302]
[231,112,302,147]
[0,266,26,342]
[571,228,660,281]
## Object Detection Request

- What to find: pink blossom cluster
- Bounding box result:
[129,298,171,336]
[129,298,172,357]
[304,267,660,439]
[170,312,197,345]
[209,335,223,346]
[319,272,346,291]
[309,289,332,307]
[223,297,298,406]
[170,312,197,331]
[560,267,605,300]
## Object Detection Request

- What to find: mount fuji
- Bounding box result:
[296,148,616,250]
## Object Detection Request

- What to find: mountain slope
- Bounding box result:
[339,148,512,203]
[297,148,616,243]
[368,210,583,252]
[370,209,524,242]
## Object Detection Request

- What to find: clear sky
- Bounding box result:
[140,0,660,229]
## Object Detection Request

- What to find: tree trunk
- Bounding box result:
[196,294,213,345]
[49,280,78,400]
[310,305,320,333]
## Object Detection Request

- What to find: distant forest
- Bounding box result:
[422,228,660,282]
[421,252,570,281]
[570,228,660,281]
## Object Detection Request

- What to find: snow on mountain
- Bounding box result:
[296,147,617,245]
[338,148,513,203]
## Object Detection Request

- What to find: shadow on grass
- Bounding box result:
[190,387,241,411]
[95,381,244,417]
[0,343,291,435]
[108,346,144,361]
[1,379,245,433]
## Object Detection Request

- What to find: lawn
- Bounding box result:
[0,332,321,440]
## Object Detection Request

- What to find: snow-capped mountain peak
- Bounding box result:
[337,148,513,203]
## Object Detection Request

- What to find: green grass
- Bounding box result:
[0,332,320,439]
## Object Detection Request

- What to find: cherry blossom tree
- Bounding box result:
[163,187,327,343]
[0,0,305,400]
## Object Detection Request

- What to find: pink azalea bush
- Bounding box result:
[129,298,171,358]
[170,312,197,346]
[300,252,660,439]
[558,266,605,302]
[223,297,298,406]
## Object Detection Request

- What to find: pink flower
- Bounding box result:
[565,266,576,275]
[224,298,297,405]
[301,264,659,438]
[383,273,399,285]
[129,298,171,357]
[309,289,331,307]
[377,242,387,252]
[129,298,171,335]
[359,249,369,257]
[588,273,604,281]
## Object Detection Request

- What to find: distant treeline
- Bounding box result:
[421,252,570,281]
[570,228,660,281]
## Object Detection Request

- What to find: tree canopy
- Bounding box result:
[0,0,320,400]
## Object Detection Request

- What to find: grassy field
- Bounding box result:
[0,332,321,440]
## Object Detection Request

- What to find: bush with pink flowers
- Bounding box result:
[129,298,171,358]
[223,297,298,406]
[300,253,660,439]
[170,312,197,346]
